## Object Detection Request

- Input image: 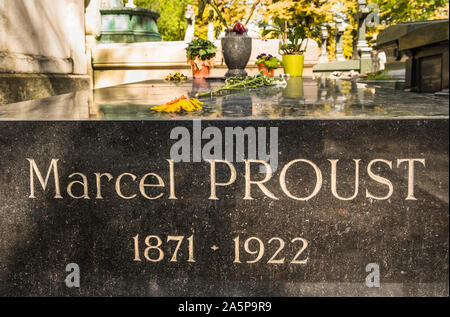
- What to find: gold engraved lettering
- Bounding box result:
[366,159,394,200]
[27,158,62,199]
[95,173,113,199]
[167,236,184,262]
[267,237,286,264]
[244,237,265,263]
[291,237,309,264]
[244,160,278,200]
[397,159,426,200]
[279,159,323,201]
[167,159,177,200]
[115,173,137,200]
[208,159,237,200]
[67,173,90,199]
[329,159,361,201]
[139,173,164,200]
[144,235,164,262]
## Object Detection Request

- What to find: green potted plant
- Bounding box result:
[185,38,217,79]
[255,53,281,77]
[261,21,309,77]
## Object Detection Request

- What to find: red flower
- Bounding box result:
[232,22,247,35]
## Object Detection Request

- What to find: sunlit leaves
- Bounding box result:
[128,0,449,52]
[262,0,448,59]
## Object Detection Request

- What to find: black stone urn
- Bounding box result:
[221,32,252,78]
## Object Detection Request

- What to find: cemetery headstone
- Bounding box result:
[318,27,329,63]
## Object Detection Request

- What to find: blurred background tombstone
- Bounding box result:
[334,19,346,62]
[207,10,215,42]
[184,5,195,42]
[318,26,329,63]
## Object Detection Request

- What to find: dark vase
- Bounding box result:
[221,32,252,78]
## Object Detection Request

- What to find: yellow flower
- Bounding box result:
[151,95,203,113]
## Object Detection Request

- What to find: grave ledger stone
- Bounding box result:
[0,117,448,296]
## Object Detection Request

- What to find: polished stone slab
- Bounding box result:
[1,78,448,120]
[0,79,448,296]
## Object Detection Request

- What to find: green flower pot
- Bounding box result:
[282,54,304,77]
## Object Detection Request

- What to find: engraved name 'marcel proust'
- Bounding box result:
[26,157,426,202]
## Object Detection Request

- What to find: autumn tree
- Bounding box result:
[262,0,345,58]
[377,0,449,23]
[127,0,448,56]
[195,1,264,39]
[126,0,194,41]
[125,0,263,40]
[262,0,449,60]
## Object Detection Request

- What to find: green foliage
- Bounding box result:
[263,0,330,44]
[376,0,449,23]
[263,0,448,60]
[165,72,188,81]
[255,54,281,69]
[128,0,449,53]
[365,70,391,79]
[280,26,308,55]
[185,38,217,60]
[197,72,285,97]
[260,20,309,55]
[342,27,355,60]
[263,57,281,69]
[195,0,263,37]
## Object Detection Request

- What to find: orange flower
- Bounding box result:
[151,96,203,113]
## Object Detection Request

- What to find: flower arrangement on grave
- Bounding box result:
[255,53,281,77]
[151,72,286,113]
[165,73,188,82]
[185,38,217,79]
[197,72,286,97]
[231,21,248,35]
[260,21,309,77]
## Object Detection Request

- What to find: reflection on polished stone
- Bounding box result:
[0,91,90,120]
[283,77,304,99]
[222,94,253,117]
[0,78,448,120]
[191,78,211,94]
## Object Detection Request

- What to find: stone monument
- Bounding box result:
[318,26,329,63]
[184,5,195,43]
[334,19,346,62]
[375,19,449,93]
[314,0,379,76]
[0,79,448,296]
[0,0,90,104]
[354,0,379,61]
[98,0,162,43]
[207,10,215,42]
[86,0,103,39]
